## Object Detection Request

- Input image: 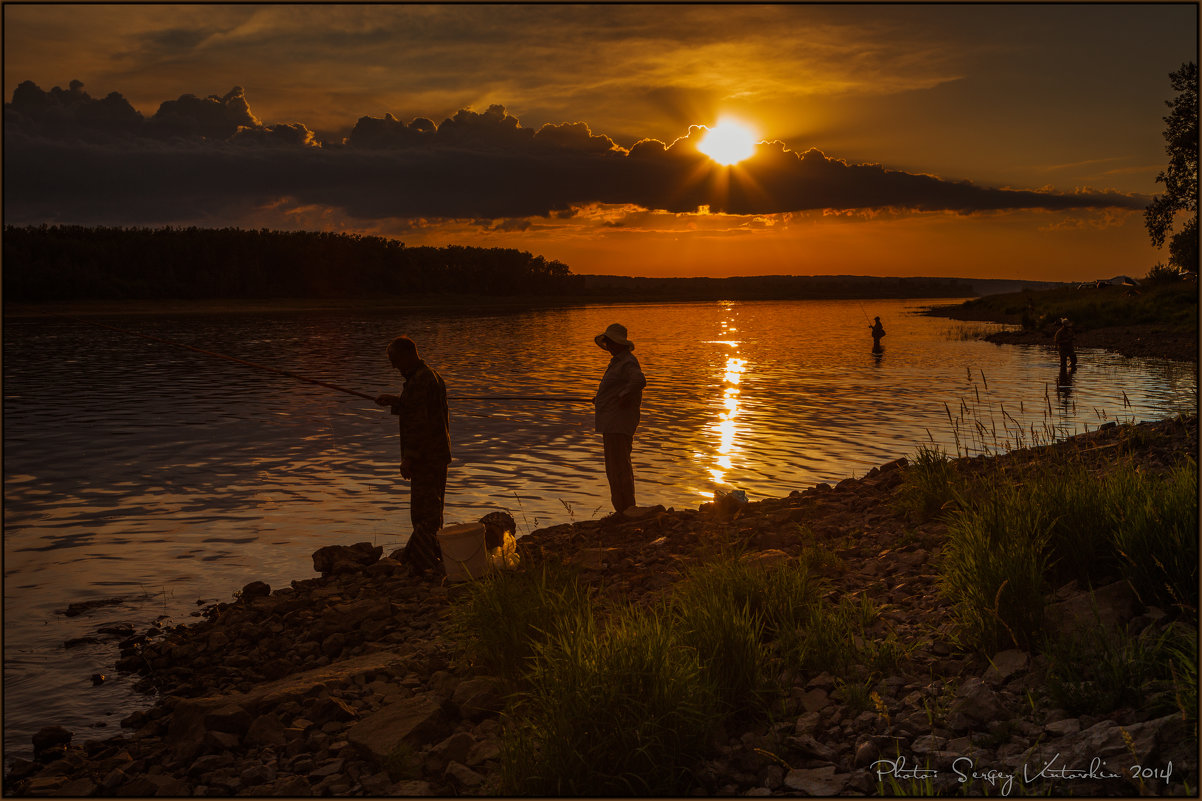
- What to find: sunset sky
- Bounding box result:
[3,3,1197,281]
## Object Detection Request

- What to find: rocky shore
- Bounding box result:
[5,415,1197,797]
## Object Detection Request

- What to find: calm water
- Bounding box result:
[3,298,1197,760]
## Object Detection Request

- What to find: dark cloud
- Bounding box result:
[4,81,1146,227]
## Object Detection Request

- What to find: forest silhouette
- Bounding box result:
[4,225,990,303]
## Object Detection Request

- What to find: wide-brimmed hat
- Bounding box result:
[595,322,634,350]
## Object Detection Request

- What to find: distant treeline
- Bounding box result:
[3,225,988,303]
[2,225,581,301]
[579,273,980,301]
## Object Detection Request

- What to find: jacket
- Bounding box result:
[594,350,646,435]
[391,360,451,465]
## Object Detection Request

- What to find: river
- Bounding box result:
[3,298,1197,761]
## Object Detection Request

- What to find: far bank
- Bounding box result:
[924,280,1198,363]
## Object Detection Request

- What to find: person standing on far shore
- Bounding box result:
[869,316,886,353]
[1054,318,1077,371]
[375,336,451,577]
[593,323,647,517]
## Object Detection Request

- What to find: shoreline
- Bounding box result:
[5,414,1197,796]
[924,301,1199,364]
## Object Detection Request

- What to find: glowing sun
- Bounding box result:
[697,118,759,165]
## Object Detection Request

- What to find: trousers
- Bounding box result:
[402,462,448,573]
[603,433,636,513]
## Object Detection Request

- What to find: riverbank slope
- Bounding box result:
[4,414,1196,796]
[925,280,1198,363]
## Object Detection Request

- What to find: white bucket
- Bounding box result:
[437,523,490,582]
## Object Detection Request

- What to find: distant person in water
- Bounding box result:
[593,323,647,517]
[375,336,451,577]
[869,316,886,352]
[1054,318,1077,371]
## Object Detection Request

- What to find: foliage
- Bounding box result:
[499,604,718,795]
[954,281,1198,331]
[1145,62,1199,274]
[671,598,768,716]
[939,481,1052,651]
[446,563,593,684]
[1044,619,1194,718]
[1110,458,1199,613]
[2,224,580,301]
[896,444,959,519]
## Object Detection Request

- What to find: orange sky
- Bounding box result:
[4,4,1197,281]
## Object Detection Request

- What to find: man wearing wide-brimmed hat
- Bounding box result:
[593,323,647,516]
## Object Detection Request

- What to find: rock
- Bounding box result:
[58,777,100,796]
[310,696,358,725]
[98,622,135,637]
[853,739,880,768]
[742,549,791,570]
[322,633,347,659]
[445,761,485,788]
[983,649,1029,685]
[245,713,287,748]
[240,580,271,600]
[1038,718,1083,741]
[389,780,436,795]
[272,776,312,795]
[31,725,72,755]
[312,543,383,576]
[567,548,620,571]
[204,704,253,735]
[466,737,501,767]
[366,558,404,578]
[24,775,68,794]
[797,689,829,714]
[622,504,667,520]
[950,678,1004,725]
[1043,579,1138,637]
[62,597,125,617]
[451,677,503,719]
[346,697,449,763]
[146,774,188,796]
[783,766,850,795]
[204,728,242,751]
[432,731,476,768]
[240,763,277,786]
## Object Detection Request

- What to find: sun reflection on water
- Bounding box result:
[702,311,749,494]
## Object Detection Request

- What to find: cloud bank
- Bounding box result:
[4,81,1146,227]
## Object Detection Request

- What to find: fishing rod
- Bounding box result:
[856,300,873,326]
[65,316,591,404]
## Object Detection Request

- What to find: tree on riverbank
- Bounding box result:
[1,225,580,301]
[1144,62,1198,276]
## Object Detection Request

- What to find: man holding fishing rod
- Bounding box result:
[375,336,451,577]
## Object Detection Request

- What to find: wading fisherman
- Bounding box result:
[869,316,886,352]
[375,336,451,577]
[1054,317,1077,371]
[593,323,647,517]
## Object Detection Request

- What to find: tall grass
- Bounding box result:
[1044,619,1195,718]
[896,444,958,519]
[1110,458,1199,613]
[446,562,593,683]
[456,551,906,794]
[500,604,718,795]
[939,482,1052,651]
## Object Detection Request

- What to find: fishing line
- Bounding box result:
[65,316,591,404]
[68,316,379,401]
